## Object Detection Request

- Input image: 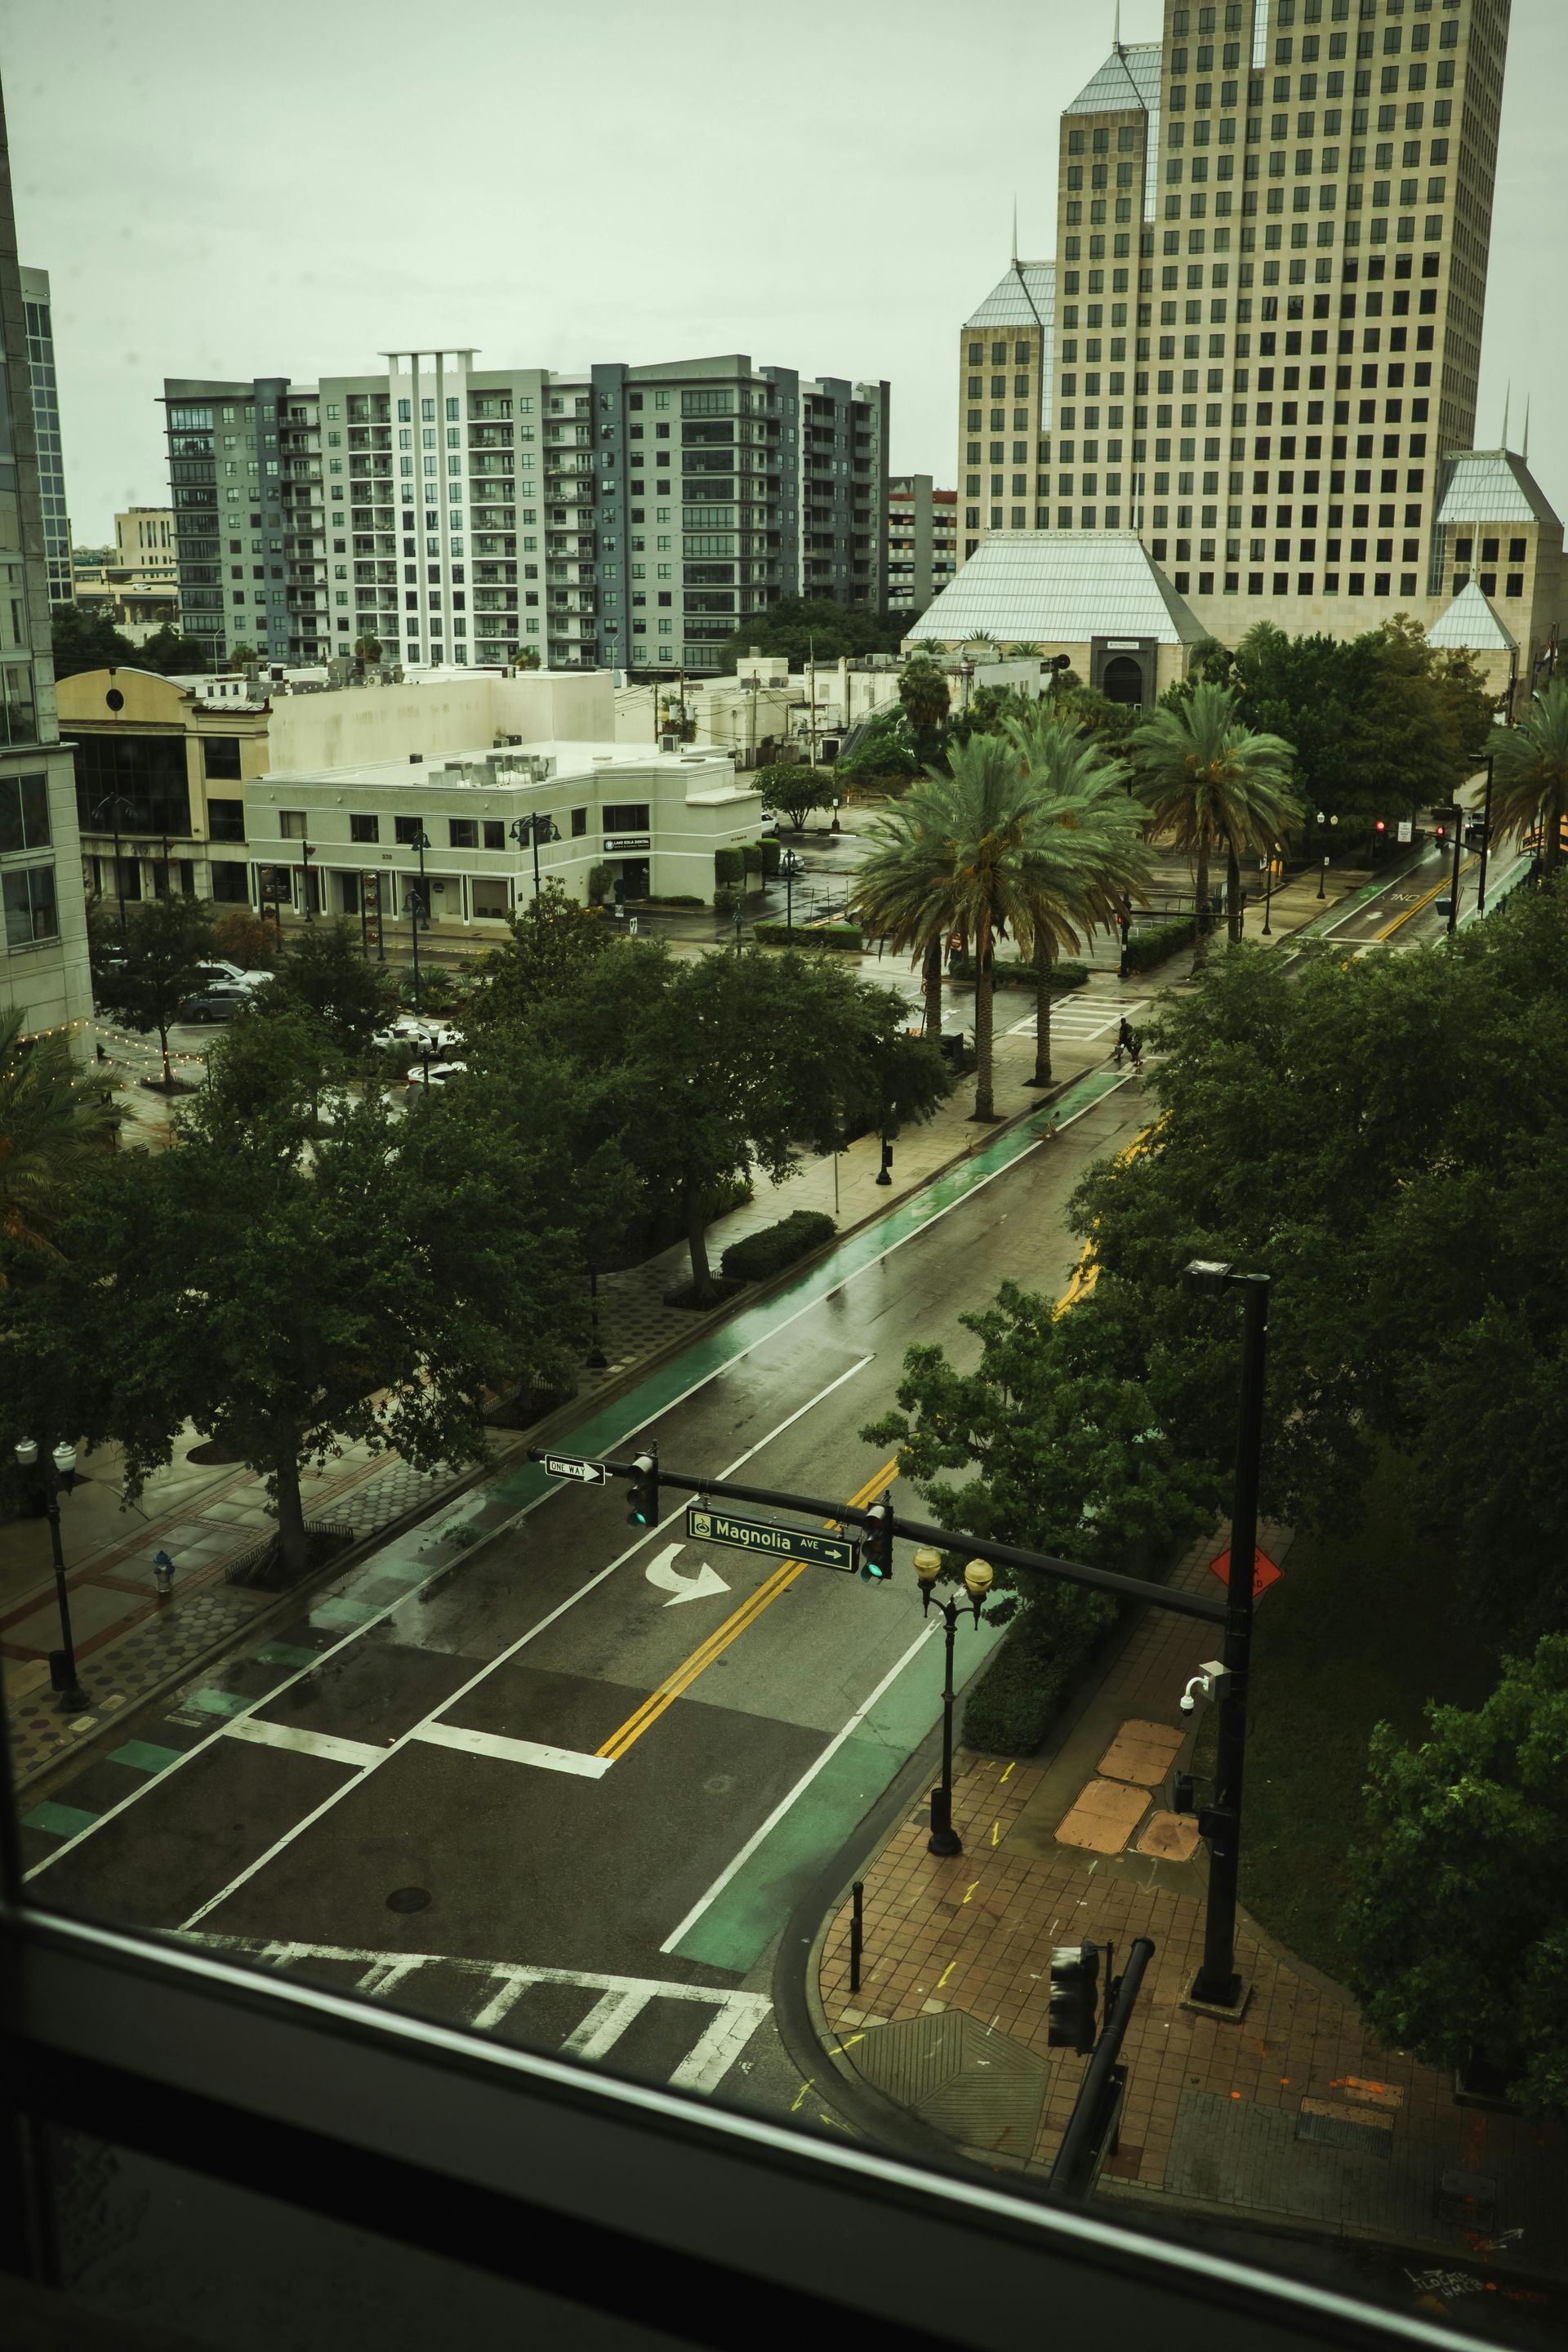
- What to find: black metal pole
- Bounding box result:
[1192,1275,1269,2009]
[849,1879,864,1996]
[785,866,794,939]
[44,1489,87,1714]
[1049,1936,1156,2198]
[1446,804,1464,936]
[1477,755,1495,915]
[928,1598,962,1856]
[532,825,541,906]
[1261,850,1274,938]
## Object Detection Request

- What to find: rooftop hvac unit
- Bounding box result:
[660,733,678,752]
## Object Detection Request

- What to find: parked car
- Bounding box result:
[403,1059,468,1093]
[372,1015,465,1056]
[197,960,273,991]
[778,849,807,875]
[177,986,254,1026]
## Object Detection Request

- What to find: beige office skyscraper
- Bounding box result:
[952,2,1556,683]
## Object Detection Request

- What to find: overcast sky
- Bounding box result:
[3,0,1562,542]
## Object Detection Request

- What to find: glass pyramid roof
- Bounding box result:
[906,532,1206,648]
[1427,580,1517,653]
[1436,451,1559,529]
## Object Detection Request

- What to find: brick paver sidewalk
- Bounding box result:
[817,1530,1567,2275]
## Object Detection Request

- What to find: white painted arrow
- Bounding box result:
[644,1544,730,1607]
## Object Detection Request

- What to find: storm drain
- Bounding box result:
[844,2010,1050,2158]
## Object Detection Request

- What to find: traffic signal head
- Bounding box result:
[1374,819,1386,835]
[1048,1941,1100,2053]
[626,1449,658,1528]
[862,1497,893,1581]
[1435,820,1447,844]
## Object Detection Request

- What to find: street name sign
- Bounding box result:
[543,1454,609,1485]
[685,1504,858,1572]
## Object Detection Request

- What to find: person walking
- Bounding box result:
[1113,1015,1143,1071]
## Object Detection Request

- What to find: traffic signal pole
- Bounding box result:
[530,1450,1229,1628]
[1049,1936,1156,2200]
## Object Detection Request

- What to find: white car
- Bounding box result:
[372,1015,465,1055]
[404,1059,468,1091]
[198,960,274,991]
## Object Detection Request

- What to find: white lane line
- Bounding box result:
[174,1356,877,1932]
[221,1717,388,1771]
[669,1999,772,2095]
[408,1722,611,1780]
[26,1351,872,1886]
[28,1066,1130,1887]
[562,1985,656,2060]
[659,1617,938,1957]
[180,1933,773,2094]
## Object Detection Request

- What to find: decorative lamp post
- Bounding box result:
[830,795,841,835]
[1260,841,1280,937]
[914,1548,993,1857]
[510,811,561,908]
[1314,809,1339,899]
[15,1438,88,1713]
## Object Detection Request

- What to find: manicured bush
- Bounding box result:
[751,920,862,951]
[720,1209,837,1282]
[1122,915,1196,973]
[760,836,781,878]
[947,955,1089,991]
[714,846,745,886]
[713,884,739,916]
[962,1612,1094,1755]
[742,843,764,875]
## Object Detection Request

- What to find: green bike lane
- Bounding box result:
[20,1064,1135,2092]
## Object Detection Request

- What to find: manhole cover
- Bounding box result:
[386,1886,431,1914]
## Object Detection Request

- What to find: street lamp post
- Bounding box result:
[1477,753,1496,915]
[301,837,317,921]
[1182,1261,1271,2011]
[14,1439,88,1713]
[405,826,432,1015]
[830,795,841,835]
[1313,809,1338,899]
[1446,803,1466,937]
[913,1550,994,1856]
[1260,844,1278,937]
[92,794,136,943]
[510,811,561,909]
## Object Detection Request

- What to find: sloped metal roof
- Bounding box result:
[965,261,1055,332]
[1436,450,1560,529]
[906,532,1206,648]
[965,263,1056,428]
[1062,42,1162,116]
[1426,579,1517,653]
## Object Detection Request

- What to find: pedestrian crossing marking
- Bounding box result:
[180,1933,770,2094]
[1007,996,1147,1041]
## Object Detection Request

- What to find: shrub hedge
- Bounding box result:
[947,955,1089,992]
[752,920,862,951]
[1122,915,1196,973]
[714,847,746,886]
[719,1209,837,1282]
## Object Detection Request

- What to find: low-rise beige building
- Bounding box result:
[55,665,614,920]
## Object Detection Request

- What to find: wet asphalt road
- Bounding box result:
[22,1071,1148,2109]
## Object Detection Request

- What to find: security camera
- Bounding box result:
[1178,1659,1230,1715]
[1179,1683,1201,1716]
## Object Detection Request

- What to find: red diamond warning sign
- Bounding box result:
[1208,1546,1282,1598]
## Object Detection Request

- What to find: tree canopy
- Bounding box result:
[92,894,216,1085]
[50,604,138,679]
[1344,1634,1568,2120]
[714,597,909,672]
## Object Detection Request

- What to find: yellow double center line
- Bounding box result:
[1375,855,1477,942]
[595,1459,900,1764]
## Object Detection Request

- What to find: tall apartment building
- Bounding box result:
[19,265,72,610]
[956,0,1516,655]
[885,474,959,613]
[163,354,888,679]
[0,116,91,1037]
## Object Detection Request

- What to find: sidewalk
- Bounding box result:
[813,1526,1566,2277]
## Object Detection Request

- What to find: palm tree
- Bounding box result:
[1491,681,1568,880]
[1003,707,1153,1085]
[853,736,1046,1120]
[0,1010,118,1276]
[1130,682,1302,965]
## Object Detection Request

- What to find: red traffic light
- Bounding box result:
[1374,819,1386,833]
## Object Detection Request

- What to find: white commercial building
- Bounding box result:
[243,737,763,947]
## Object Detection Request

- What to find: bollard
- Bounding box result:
[849,1879,863,1995]
[152,1548,175,1600]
